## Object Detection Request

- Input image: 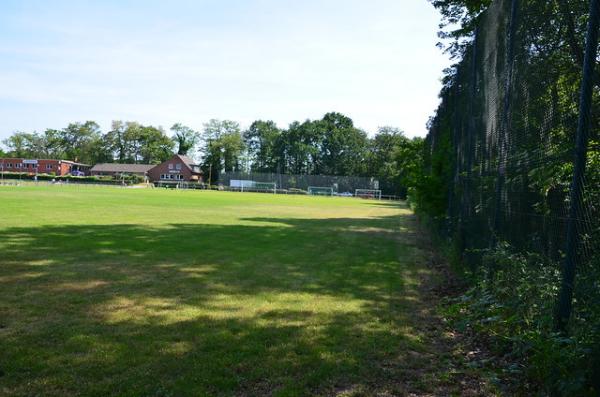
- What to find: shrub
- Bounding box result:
[446,243,599,396]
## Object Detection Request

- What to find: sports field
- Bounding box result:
[0,185,452,396]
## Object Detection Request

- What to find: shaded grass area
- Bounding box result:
[0,187,446,396]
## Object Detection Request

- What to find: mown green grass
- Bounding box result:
[0,185,437,396]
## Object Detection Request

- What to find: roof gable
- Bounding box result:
[147,154,202,174]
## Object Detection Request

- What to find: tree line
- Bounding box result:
[1,112,423,196]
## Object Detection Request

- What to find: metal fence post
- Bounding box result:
[459,28,479,258]
[555,0,600,332]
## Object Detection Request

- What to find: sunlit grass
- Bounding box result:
[0,185,439,396]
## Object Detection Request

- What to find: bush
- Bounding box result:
[0,172,131,185]
[445,243,600,396]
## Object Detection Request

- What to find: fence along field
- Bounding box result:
[420,0,600,392]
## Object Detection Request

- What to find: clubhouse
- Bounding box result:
[0,158,90,176]
[1,154,203,183]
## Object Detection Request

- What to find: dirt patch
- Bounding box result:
[410,221,503,396]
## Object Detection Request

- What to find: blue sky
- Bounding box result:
[0,0,451,139]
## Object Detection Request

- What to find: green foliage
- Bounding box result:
[422,0,600,393]
[171,123,200,156]
[200,119,246,177]
[1,112,425,196]
[411,115,452,217]
[0,172,142,185]
[243,120,282,173]
[430,0,492,57]
[364,127,424,198]
[2,120,174,165]
[446,244,599,396]
[106,121,173,164]
[59,121,104,164]
[317,112,368,176]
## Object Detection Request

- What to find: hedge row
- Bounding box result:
[0,172,145,185]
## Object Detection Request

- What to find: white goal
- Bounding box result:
[355,189,382,200]
[308,186,334,196]
[253,181,277,193]
[230,180,276,193]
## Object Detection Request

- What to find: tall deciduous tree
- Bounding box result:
[171,123,200,156]
[318,112,368,176]
[2,132,39,158]
[201,120,245,176]
[243,120,282,173]
[279,120,321,175]
[105,121,130,162]
[60,121,103,164]
[430,0,491,57]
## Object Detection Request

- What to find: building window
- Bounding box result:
[168,163,173,170]
[46,164,53,170]
[175,163,181,170]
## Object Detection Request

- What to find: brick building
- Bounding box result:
[0,158,90,176]
[147,154,202,183]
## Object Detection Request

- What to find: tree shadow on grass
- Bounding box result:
[0,213,448,396]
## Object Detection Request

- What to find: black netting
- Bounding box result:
[218,171,378,193]
[423,0,599,334]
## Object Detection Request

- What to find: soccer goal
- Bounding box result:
[308,186,334,196]
[254,181,277,193]
[355,189,382,200]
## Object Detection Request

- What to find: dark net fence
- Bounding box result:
[421,0,600,378]
[218,171,379,193]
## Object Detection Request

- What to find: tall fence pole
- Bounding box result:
[492,0,519,246]
[555,0,600,332]
[460,27,479,258]
[448,78,461,238]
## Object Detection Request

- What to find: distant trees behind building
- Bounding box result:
[1,112,423,196]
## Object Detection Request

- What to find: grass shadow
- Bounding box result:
[0,212,447,396]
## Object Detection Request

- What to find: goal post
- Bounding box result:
[230,179,276,193]
[355,189,382,200]
[307,186,334,196]
[254,181,277,193]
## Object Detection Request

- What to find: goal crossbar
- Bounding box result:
[355,189,382,200]
[307,186,334,196]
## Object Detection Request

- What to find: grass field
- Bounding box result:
[0,185,449,396]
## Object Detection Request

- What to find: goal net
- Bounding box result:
[355,189,382,200]
[308,186,334,196]
[230,179,276,193]
[254,181,276,193]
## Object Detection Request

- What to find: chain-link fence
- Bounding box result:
[422,0,599,344]
[218,171,379,194]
